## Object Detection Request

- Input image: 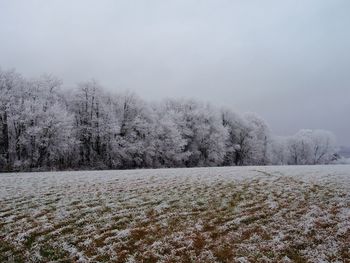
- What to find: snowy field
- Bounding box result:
[1,166,350,263]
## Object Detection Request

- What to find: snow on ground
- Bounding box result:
[1,165,350,262]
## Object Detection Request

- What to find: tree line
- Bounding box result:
[0,68,339,172]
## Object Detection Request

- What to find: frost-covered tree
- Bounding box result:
[221,110,270,166]
[0,69,74,170]
[309,130,337,164]
[0,69,24,170]
[269,136,289,165]
[286,129,337,165]
[70,80,122,168]
[104,91,155,168]
[0,67,340,171]
[243,113,271,165]
[221,108,247,165]
[164,99,228,167]
[22,75,75,169]
[150,104,188,167]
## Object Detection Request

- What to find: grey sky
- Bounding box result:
[1,0,350,145]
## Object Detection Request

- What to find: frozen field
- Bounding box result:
[1,166,350,262]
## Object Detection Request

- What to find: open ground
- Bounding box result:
[1,165,350,262]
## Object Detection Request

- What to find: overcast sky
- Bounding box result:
[1,0,349,145]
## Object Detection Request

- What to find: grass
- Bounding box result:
[0,165,350,262]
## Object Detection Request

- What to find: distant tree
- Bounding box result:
[165,99,228,167]
[151,104,188,167]
[269,136,288,165]
[108,91,155,168]
[221,109,271,166]
[243,113,271,165]
[23,75,75,169]
[0,67,340,171]
[309,130,337,164]
[221,108,247,166]
[286,129,337,165]
[0,69,24,170]
[0,69,75,171]
[70,80,122,168]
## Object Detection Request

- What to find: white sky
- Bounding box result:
[1,0,349,145]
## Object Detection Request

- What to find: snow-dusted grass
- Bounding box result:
[1,165,350,262]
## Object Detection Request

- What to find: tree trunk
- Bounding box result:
[1,112,10,169]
